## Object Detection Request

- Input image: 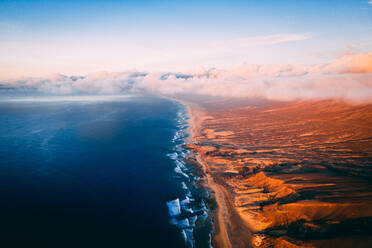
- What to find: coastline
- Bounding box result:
[164,97,215,248]
[183,101,253,248]
[185,104,232,248]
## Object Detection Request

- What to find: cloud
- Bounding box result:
[240,33,310,46]
[369,0,372,5]
[211,33,310,49]
[1,51,372,104]
[324,51,372,73]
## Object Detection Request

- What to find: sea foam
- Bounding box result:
[166,198,181,217]
[166,105,213,248]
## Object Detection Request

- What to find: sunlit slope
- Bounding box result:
[188,99,372,247]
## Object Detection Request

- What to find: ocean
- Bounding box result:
[0,95,212,248]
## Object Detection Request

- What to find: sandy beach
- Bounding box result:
[185,103,253,248]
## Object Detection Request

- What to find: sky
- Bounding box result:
[1,0,372,79]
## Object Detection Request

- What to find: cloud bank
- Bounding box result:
[1,52,372,104]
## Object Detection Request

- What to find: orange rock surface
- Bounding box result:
[184,98,372,248]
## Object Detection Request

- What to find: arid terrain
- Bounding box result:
[184,97,372,248]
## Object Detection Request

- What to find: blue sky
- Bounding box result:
[0,0,371,79]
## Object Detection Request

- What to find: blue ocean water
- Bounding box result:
[0,95,212,248]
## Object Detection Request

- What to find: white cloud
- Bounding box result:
[0,95,134,102]
[1,51,371,104]
[209,33,310,50]
[226,33,310,47]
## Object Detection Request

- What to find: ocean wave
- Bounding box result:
[181,182,188,190]
[167,198,181,217]
[166,105,213,248]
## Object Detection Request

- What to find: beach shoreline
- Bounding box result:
[186,104,232,248]
[181,101,253,248]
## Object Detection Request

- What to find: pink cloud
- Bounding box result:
[2,51,372,104]
[324,51,372,74]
